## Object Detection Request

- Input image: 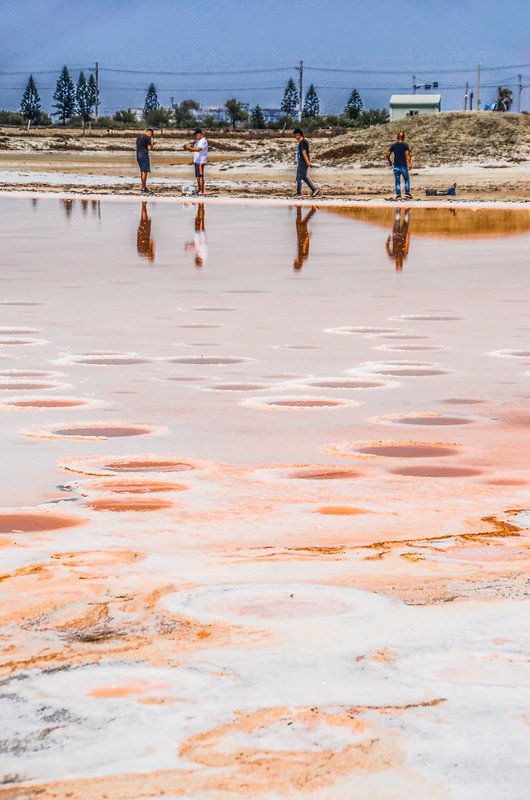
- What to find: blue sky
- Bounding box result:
[1,0,529,114]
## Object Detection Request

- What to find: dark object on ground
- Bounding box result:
[426,183,457,197]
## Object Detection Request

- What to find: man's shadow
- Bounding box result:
[386,208,411,271]
[185,203,208,268]
[294,206,318,271]
[137,202,155,263]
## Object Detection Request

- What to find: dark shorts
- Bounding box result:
[137,154,150,173]
[194,162,205,178]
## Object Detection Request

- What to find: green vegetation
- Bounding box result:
[344,89,363,120]
[20,75,41,128]
[496,87,513,112]
[225,98,248,129]
[303,84,320,118]
[53,65,76,125]
[281,78,299,117]
[250,105,266,129]
[76,71,96,131]
[173,99,200,129]
[113,108,138,125]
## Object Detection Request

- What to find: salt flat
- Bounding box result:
[0,198,529,799]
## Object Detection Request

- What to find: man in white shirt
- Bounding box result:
[185,128,208,196]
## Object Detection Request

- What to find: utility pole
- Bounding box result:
[297,60,303,122]
[476,63,480,111]
[518,74,522,112]
[469,90,474,111]
[464,81,469,111]
[94,61,99,122]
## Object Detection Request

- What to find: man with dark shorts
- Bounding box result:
[185,129,208,196]
[136,128,156,193]
[386,131,412,200]
[292,128,319,198]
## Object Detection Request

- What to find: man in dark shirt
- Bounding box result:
[136,128,156,193]
[386,131,412,200]
[292,128,319,198]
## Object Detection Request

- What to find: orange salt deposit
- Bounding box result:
[0,198,528,800]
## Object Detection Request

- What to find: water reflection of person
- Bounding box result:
[386,208,411,271]
[185,203,208,268]
[137,202,155,263]
[293,205,317,271]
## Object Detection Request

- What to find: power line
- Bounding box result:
[0,68,91,76]
[2,61,529,78]
[306,63,530,74]
[99,67,293,76]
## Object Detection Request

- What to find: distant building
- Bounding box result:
[260,108,284,123]
[389,94,441,121]
[196,103,250,123]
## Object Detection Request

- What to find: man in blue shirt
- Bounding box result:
[292,128,319,198]
[136,128,156,193]
[386,131,412,200]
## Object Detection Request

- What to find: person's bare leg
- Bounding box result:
[140,171,148,191]
[197,165,204,196]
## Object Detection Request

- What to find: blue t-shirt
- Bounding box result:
[136,133,152,157]
[390,141,410,168]
[297,139,310,163]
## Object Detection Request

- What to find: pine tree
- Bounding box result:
[344,89,363,120]
[281,78,299,116]
[143,83,159,118]
[76,71,94,131]
[20,75,41,128]
[302,84,320,118]
[53,66,76,125]
[251,105,266,129]
[88,73,98,117]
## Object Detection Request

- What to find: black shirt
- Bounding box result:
[389,141,410,168]
[297,139,310,164]
[136,133,152,157]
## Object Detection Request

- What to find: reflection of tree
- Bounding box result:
[137,202,155,263]
[185,203,208,268]
[294,206,317,271]
[61,198,74,218]
[386,208,411,272]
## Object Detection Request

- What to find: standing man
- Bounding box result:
[386,131,412,200]
[292,128,319,198]
[136,127,156,193]
[185,129,208,196]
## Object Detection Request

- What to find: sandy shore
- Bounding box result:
[1,150,529,201]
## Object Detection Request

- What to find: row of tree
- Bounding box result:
[20,66,98,129]
[281,78,364,120]
[16,69,378,130]
[14,69,515,131]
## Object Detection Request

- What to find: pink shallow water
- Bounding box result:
[0,197,529,798]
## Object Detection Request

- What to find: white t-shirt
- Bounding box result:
[194,137,208,164]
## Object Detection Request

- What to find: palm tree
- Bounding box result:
[496,86,513,112]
